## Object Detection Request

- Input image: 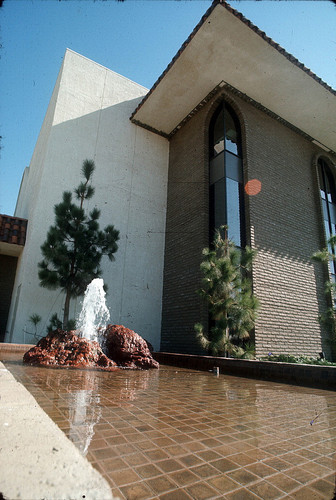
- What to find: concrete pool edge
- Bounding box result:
[0,361,115,500]
[0,342,35,352]
[1,343,334,389]
[153,352,336,390]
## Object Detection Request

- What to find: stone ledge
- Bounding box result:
[0,361,114,500]
[153,352,336,390]
[0,342,34,352]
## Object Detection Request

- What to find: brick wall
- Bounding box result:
[0,255,18,342]
[161,87,336,358]
[161,105,209,354]
[244,104,334,358]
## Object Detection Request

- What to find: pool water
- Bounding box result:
[2,352,336,499]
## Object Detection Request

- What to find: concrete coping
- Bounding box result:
[0,343,35,352]
[0,361,114,500]
[153,352,336,390]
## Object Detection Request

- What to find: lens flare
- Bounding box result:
[245,179,261,196]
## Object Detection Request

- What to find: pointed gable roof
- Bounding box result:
[131,0,336,153]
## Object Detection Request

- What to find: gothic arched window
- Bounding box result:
[318,158,336,282]
[209,102,245,247]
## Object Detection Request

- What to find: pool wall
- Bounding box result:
[154,352,336,390]
[1,344,334,390]
[0,342,34,352]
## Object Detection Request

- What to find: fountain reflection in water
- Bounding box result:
[68,375,102,455]
[77,278,110,343]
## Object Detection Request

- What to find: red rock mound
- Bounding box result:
[23,329,117,370]
[103,324,159,369]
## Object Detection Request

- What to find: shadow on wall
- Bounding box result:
[9,97,168,348]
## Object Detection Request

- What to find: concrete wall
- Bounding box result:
[161,87,335,358]
[6,50,169,350]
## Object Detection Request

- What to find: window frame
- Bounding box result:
[318,157,336,282]
[209,102,245,248]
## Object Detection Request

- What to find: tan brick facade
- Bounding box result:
[161,104,209,355]
[161,87,336,358]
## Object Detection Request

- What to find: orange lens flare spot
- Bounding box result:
[245,179,262,196]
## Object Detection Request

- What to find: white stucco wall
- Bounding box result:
[6,50,169,350]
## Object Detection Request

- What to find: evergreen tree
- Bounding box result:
[195,226,259,357]
[312,234,336,360]
[38,159,119,329]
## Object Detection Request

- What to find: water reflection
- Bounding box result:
[2,353,336,499]
[2,357,155,456]
[65,372,102,455]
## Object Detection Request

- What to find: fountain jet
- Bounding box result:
[77,278,110,343]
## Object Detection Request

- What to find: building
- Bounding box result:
[1,1,336,358]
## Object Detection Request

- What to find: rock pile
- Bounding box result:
[103,324,159,369]
[23,330,117,370]
[23,325,159,370]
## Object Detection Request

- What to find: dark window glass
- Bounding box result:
[319,158,336,276]
[212,108,225,157]
[209,102,244,247]
[225,152,243,183]
[224,108,239,156]
[210,151,224,185]
[213,179,226,230]
[318,167,326,200]
[326,169,336,204]
[226,178,241,246]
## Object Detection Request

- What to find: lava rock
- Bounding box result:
[103,324,159,369]
[23,329,117,370]
[144,339,154,353]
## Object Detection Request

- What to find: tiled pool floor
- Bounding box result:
[2,352,336,500]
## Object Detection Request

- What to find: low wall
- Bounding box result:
[1,344,334,390]
[0,343,34,352]
[153,352,336,391]
[0,361,113,500]
[0,342,35,354]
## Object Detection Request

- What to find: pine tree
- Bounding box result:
[195,226,259,357]
[38,159,119,329]
[312,234,336,360]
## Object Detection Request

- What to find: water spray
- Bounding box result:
[77,278,110,343]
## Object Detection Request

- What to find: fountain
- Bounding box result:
[77,278,110,344]
[23,279,159,370]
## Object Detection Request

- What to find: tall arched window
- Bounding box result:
[318,158,336,282]
[209,102,245,247]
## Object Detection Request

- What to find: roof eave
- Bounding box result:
[131,1,336,152]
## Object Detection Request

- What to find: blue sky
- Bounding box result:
[1,0,335,216]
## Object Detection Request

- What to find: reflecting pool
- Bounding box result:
[2,351,336,500]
